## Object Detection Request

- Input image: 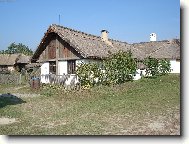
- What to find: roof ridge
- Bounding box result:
[52,24,101,39]
[109,38,128,44]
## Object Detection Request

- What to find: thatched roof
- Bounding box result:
[32,24,180,62]
[26,63,41,69]
[131,39,180,59]
[0,54,31,66]
[16,54,31,64]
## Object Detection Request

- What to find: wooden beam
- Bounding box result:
[56,35,59,75]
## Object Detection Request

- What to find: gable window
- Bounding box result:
[49,61,56,74]
[67,60,76,74]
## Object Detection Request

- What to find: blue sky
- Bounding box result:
[0,0,180,51]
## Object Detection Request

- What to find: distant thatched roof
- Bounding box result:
[26,63,41,69]
[16,54,31,64]
[131,39,180,59]
[32,24,180,62]
[0,54,31,66]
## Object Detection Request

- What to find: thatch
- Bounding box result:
[131,39,180,59]
[0,54,30,66]
[32,24,180,62]
[0,54,19,66]
[16,54,31,63]
[26,63,41,68]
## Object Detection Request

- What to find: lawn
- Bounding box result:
[0,74,180,135]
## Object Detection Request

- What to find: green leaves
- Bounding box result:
[144,57,171,77]
[76,62,101,88]
[0,42,33,56]
[104,50,136,84]
[159,59,171,75]
[76,51,137,88]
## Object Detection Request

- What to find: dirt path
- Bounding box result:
[0,117,17,125]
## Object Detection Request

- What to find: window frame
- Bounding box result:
[67,60,76,74]
[49,61,56,74]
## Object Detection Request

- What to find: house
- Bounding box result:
[31,24,180,83]
[0,53,31,73]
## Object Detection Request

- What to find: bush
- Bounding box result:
[103,50,136,84]
[76,62,101,88]
[144,57,159,77]
[144,57,171,77]
[76,51,137,88]
[159,59,171,75]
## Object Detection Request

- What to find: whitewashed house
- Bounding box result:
[31,24,180,84]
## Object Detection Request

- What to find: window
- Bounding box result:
[67,60,76,74]
[49,61,56,74]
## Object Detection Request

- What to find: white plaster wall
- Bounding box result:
[76,59,98,66]
[150,33,157,41]
[133,69,146,80]
[7,66,14,72]
[58,61,67,75]
[170,60,180,73]
[41,62,49,83]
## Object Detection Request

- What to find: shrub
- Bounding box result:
[144,57,159,77]
[103,50,137,84]
[76,62,101,88]
[159,59,171,75]
[76,51,137,88]
[144,57,171,77]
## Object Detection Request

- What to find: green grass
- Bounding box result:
[0,74,180,135]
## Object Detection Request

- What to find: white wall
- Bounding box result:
[39,59,180,84]
[170,60,180,73]
[133,69,146,80]
[76,59,98,66]
[150,33,157,41]
[41,62,49,83]
[58,61,67,75]
[7,66,14,72]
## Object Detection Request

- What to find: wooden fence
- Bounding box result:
[0,74,28,85]
[40,74,80,90]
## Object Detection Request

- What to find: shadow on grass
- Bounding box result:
[0,93,26,108]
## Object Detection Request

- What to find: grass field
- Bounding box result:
[0,74,180,135]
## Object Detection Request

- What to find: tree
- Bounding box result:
[0,43,33,56]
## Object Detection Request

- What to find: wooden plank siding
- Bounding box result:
[37,34,82,62]
[48,37,56,59]
[58,37,80,60]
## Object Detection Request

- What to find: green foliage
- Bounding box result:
[144,57,171,77]
[76,51,137,88]
[144,57,159,76]
[103,50,137,84]
[0,42,33,56]
[159,59,171,75]
[41,84,64,97]
[76,62,101,89]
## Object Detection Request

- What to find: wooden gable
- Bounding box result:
[38,34,82,62]
[58,36,80,59]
